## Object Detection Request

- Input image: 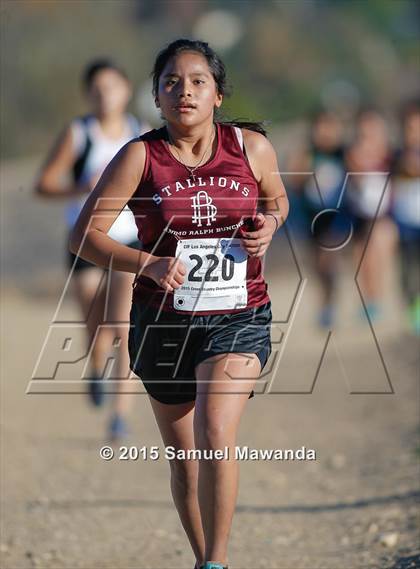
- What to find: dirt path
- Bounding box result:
[1,156,419,568]
[1,266,419,569]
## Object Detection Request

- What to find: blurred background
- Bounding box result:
[1,0,419,306]
[2,0,420,158]
[1,2,419,568]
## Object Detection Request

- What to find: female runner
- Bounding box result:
[344,108,397,322]
[288,109,347,328]
[35,59,148,439]
[70,39,289,569]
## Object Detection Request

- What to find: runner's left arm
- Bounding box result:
[241,130,289,257]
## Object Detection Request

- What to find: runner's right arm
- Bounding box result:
[34,125,94,199]
[69,140,186,289]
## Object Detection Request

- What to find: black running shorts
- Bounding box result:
[128,300,272,405]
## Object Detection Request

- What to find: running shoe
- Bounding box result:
[88,373,105,407]
[360,302,381,323]
[108,413,129,441]
[317,304,335,329]
[200,564,228,569]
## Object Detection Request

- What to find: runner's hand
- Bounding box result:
[240,213,277,258]
[145,256,187,292]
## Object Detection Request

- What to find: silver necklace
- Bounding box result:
[167,125,216,182]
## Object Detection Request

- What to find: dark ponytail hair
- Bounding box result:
[151,39,267,137]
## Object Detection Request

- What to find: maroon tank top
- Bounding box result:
[128,122,270,314]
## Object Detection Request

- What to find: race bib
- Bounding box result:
[173,238,248,311]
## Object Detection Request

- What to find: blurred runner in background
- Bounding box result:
[391,101,420,334]
[288,110,347,328]
[35,59,149,440]
[345,108,397,322]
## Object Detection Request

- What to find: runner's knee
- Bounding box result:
[195,420,234,451]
